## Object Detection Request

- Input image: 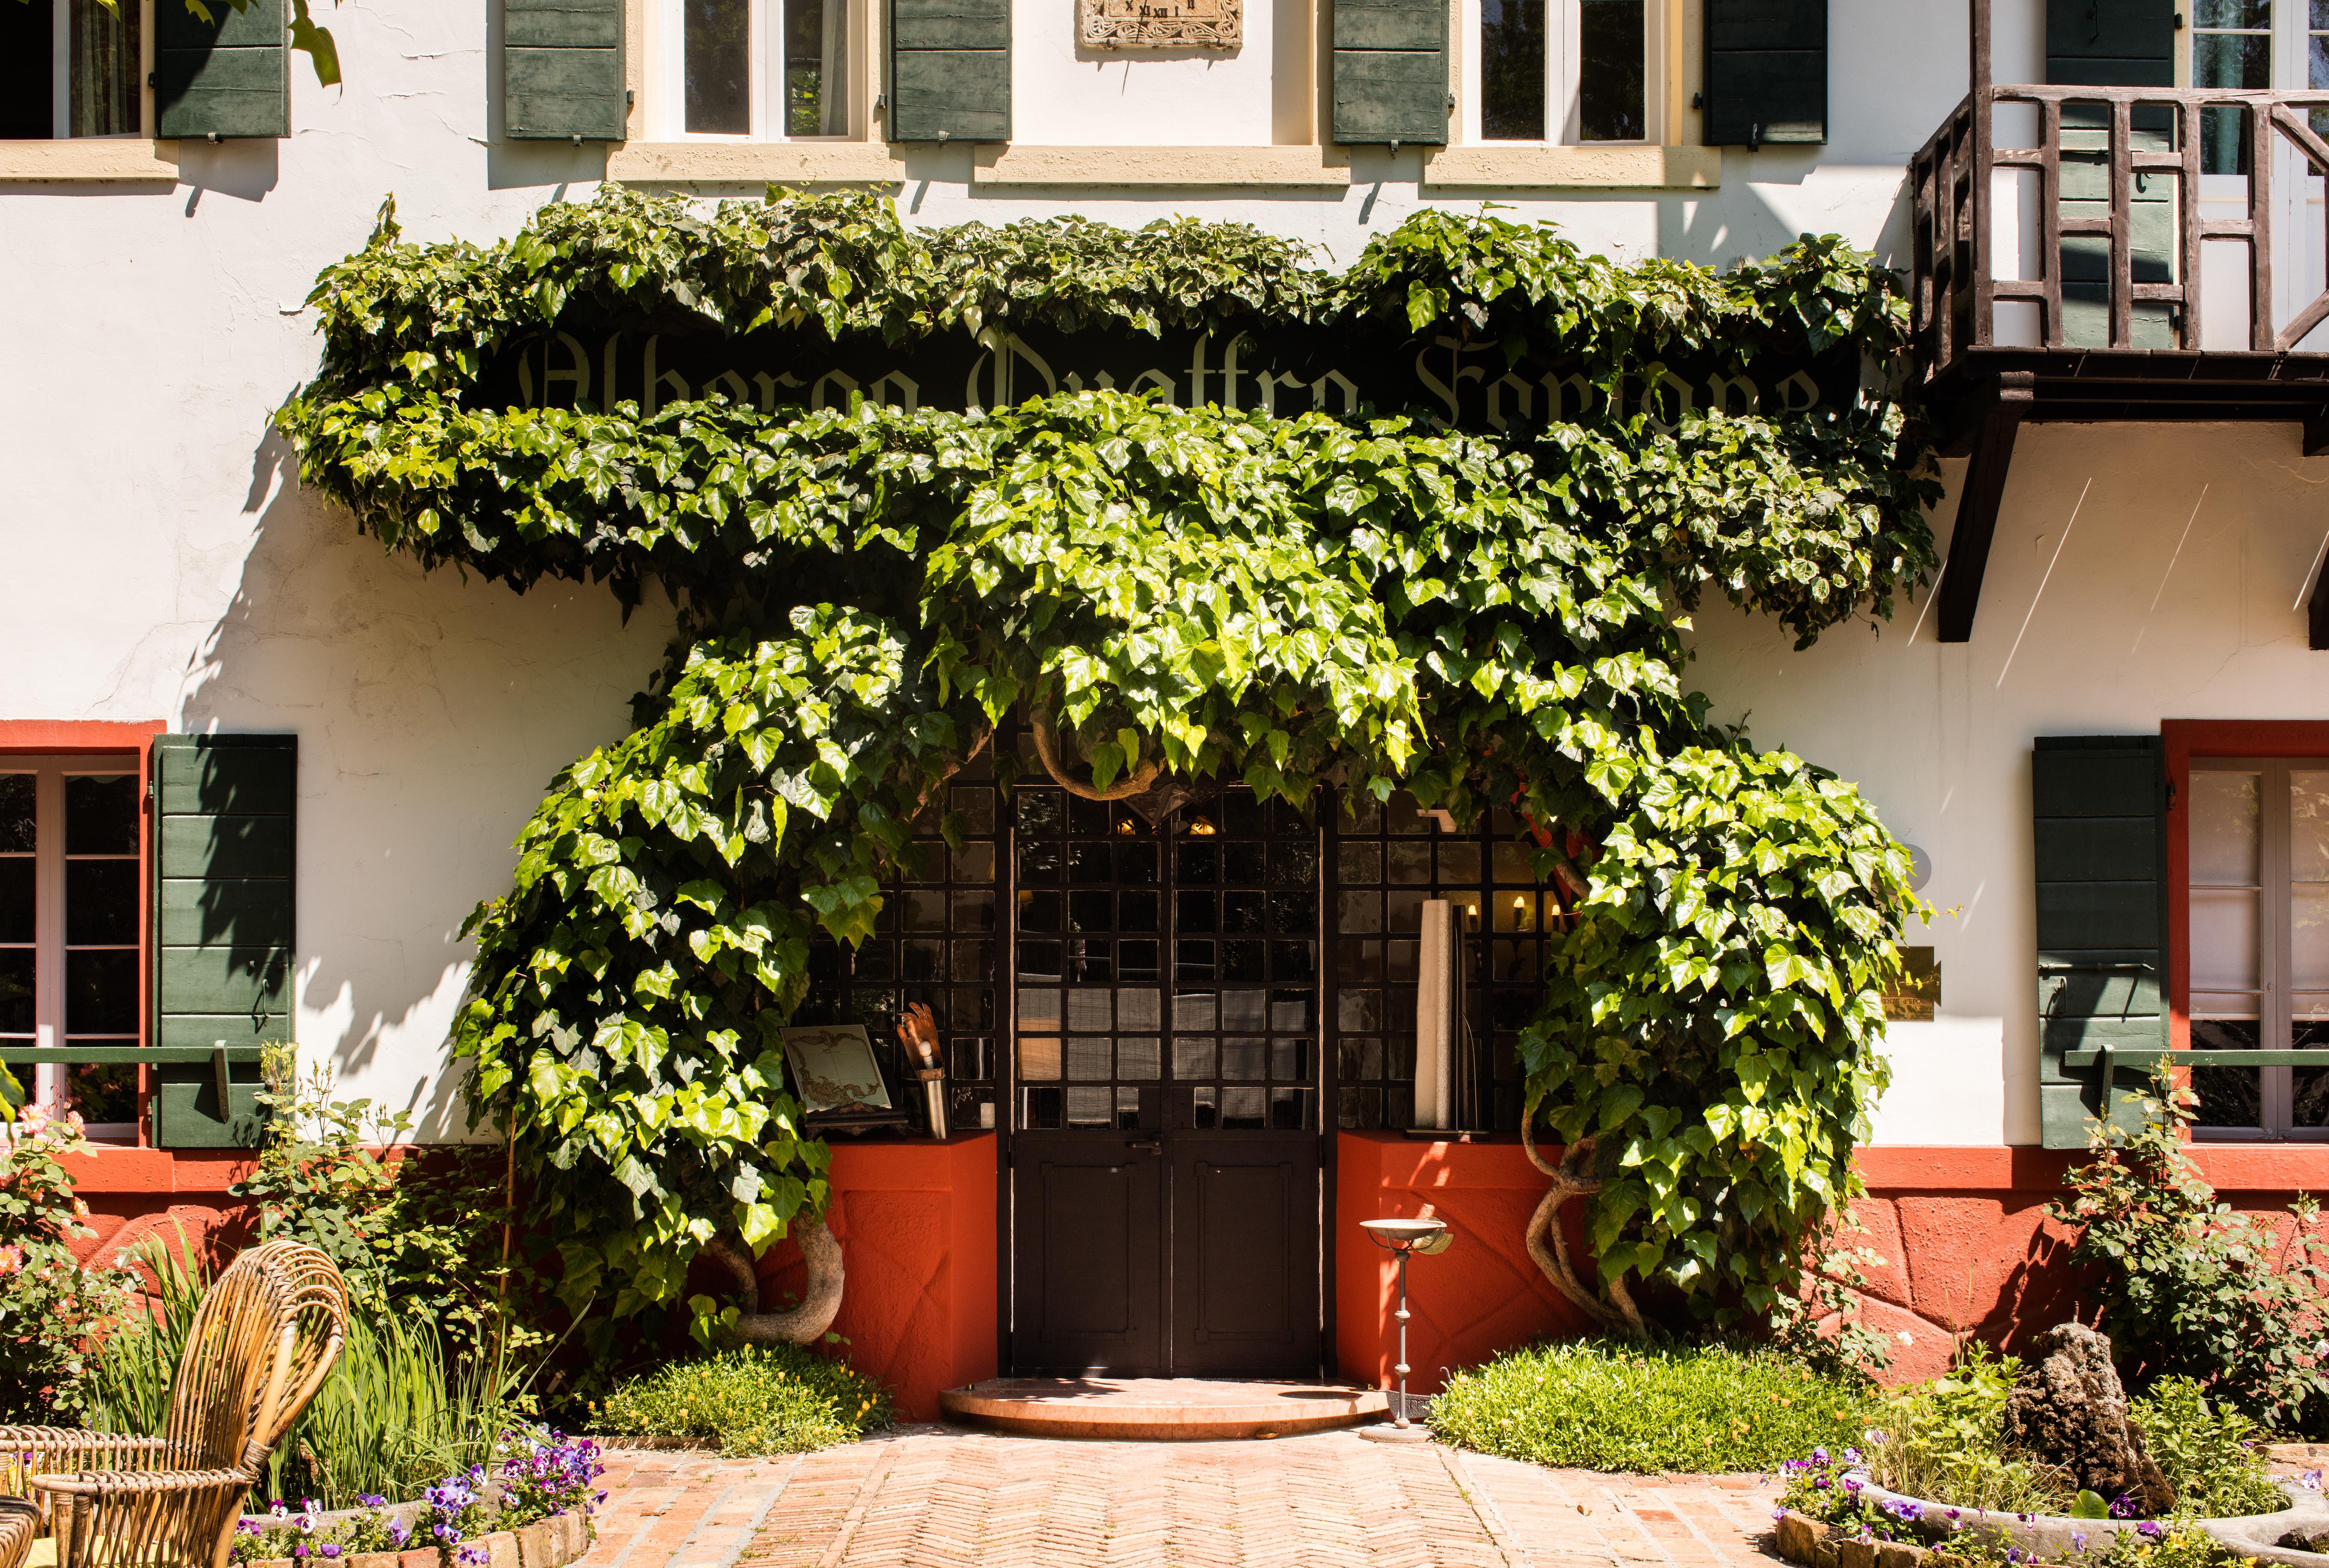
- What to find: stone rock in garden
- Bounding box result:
[2002,1323,2178,1516]
[347,1553,400,1568]
[1875,1543,1928,1568]
[1835,1537,1879,1568]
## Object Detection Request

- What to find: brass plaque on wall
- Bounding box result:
[1079,0,1242,49]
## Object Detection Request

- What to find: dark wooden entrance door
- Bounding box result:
[1008,786,1322,1378]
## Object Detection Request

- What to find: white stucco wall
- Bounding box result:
[0,0,2306,1143]
[1688,425,2329,1145]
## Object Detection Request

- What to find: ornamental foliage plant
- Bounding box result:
[2050,1067,2329,1431]
[592,1342,892,1454]
[1428,1338,1873,1472]
[274,186,1939,1353]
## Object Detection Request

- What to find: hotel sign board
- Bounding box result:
[482,317,1860,434]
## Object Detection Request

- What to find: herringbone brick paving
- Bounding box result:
[580,1430,1784,1568]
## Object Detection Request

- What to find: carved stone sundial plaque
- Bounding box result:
[1079,0,1241,49]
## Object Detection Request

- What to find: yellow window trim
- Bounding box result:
[606,141,910,183]
[0,140,180,183]
[1421,143,1720,189]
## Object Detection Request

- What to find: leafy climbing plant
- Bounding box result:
[276,185,1937,1352]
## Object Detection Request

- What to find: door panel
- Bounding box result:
[1008,781,1323,1378]
[1171,1134,1320,1374]
[1012,1132,1163,1372]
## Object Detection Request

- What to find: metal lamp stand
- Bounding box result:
[1357,1216,1453,1443]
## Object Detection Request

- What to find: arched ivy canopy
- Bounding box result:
[277,188,1937,1357]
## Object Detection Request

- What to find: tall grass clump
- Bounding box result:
[84,1234,531,1507]
[593,1344,891,1456]
[1430,1339,1874,1473]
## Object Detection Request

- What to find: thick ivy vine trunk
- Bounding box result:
[702,1222,845,1345]
[1519,1115,1649,1339]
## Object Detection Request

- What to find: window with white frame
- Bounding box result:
[1466,0,1654,143]
[667,0,853,137]
[0,0,141,140]
[2188,759,2329,1138]
[0,759,143,1135]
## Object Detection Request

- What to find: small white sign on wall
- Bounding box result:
[1079,0,1242,49]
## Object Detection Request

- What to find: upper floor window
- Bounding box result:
[2191,0,2329,170]
[1468,0,1652,143]
[2188,758,2329,1138]
[0,0,142,139]
[667,0,851,137]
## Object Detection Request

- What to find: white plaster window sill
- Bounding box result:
[1422,144,1722,189]
[606,142,910,183]
[0,139,180,183]
[973,145,1354,187]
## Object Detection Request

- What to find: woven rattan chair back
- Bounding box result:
[163,1240,349,1475]
[34,1239,348,1568]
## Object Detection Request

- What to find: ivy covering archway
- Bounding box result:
[277,188,1938,1358]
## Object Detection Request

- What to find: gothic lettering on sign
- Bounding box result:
[492,320,1856,431]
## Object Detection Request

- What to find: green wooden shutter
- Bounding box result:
[1702,0,1825,148]
[1331,0,1447,146]
[156,0,287,140]
[2046,0,2174,87]
[2034,736,2167,1150]
[150,734,295,1149]
[890,0,1009,143]
[504,0,627,141]
[2047,0,2177,347]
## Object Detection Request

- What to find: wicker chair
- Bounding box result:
[0,1239,349,1568]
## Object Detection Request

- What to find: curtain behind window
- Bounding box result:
[70,0,139,136]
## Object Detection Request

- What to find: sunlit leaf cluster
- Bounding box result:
[279,186,1938,1341]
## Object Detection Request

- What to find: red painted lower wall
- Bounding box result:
[55,1132,2329,1414]
[56,1137,998,1424]
[754,1134,998,1421]
[1331,1135,2329,1394]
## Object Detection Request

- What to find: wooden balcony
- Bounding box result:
[1908,85,2329,644]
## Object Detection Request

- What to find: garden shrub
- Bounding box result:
[1428,1338,1873,1472]
[1778,1348,2285,1529]
[2127,1378,2285,1519]
[2051,1069,2329,1431]
[0,1106,141,1422]
[592,1343,891,1455]
[1861,1344,2075,1517]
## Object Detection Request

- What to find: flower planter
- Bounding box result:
[1772,1477,2329,1568]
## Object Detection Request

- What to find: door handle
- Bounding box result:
[1125,1138,1162,1154]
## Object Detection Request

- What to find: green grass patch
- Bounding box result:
[1430,1339,1875,1473]
[593,1344,893,1456]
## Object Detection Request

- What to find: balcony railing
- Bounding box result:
[1912,84,2329,382]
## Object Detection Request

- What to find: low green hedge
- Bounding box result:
[592,1343,893,1455]
[1430,1339,1875,1473]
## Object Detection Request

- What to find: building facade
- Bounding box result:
[7,0,2329,1413]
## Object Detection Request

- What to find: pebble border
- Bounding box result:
[1773,1480,2329,1568]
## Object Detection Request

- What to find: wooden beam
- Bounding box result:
[1936,371,2035,643]
[2304,407,2329,457]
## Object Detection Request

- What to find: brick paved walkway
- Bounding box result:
[577,1429,1784,1568]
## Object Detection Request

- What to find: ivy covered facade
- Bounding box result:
[11,0,2329,1415]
